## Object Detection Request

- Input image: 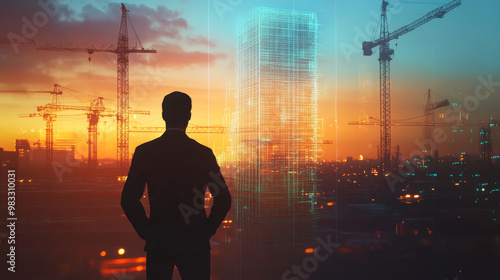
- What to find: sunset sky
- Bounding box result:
[1,0,499,162]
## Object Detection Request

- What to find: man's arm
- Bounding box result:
[121,147,150,240]
[205,153,232,237]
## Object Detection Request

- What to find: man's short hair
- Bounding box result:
[162,91,192,126]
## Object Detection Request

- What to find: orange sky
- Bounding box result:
[1,1,498,163]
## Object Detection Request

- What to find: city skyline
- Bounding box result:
[1,2,499,279]
[0,0,498,163]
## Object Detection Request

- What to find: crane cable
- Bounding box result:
[59,86,115,103]
[127,13,144,49]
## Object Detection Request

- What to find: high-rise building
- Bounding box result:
[480,126,492,162]
[233,7,319,279]
[16,139,31,166]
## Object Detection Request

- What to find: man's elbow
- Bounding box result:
[120,198,128,212]
[120,193,133,211]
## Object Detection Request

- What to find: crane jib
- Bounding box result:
[362,0,461,56]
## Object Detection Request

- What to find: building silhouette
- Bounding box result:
[480,126,492,162]
[233,7,319,279]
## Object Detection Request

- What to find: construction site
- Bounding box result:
[0,3,227,179]
[0,0,499,279]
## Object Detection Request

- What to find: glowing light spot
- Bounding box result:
[100,251,106,257]
[305,248,314,254]
[118,248,125,255]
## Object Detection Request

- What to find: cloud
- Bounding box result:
[0,1,226,91]
[157,48,226,68]
[1,2,190,47]
[186,36,217,47]
[137,42,226,68]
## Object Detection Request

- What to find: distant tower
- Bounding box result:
[16,139,31,166]
[234,7,319,279]
[447,92,467,157]
[480,126,492,162]
[424,89,434,154]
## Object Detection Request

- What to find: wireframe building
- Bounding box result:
[233,7,319,279]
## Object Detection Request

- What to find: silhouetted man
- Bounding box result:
[121,91,231,280]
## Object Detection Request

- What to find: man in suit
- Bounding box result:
[121,91,232,280]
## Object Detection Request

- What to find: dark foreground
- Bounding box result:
[0,175,499,280]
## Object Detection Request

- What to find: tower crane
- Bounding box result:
[35,98,149,169]
[130,125,226,134]
[348,89,498,157]
[425,89,450,126]
[12,84,149,168]
[35,3,156,170]
[349,89,449,126]
[2,84,63,167]
[424,89,449,153]
[0,38,35,50]
[363,0,461,173]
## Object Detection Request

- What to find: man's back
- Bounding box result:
[121,129,231,242]
[121,91,231,280]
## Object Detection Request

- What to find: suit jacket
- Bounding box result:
[121,129,231,252]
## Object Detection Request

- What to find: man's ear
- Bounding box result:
[162,111,167,122]
[188,112,191,121]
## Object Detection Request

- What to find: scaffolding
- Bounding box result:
[233,7,319,279]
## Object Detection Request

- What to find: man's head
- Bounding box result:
[162,91,192,128]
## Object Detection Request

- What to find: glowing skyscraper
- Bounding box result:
[233,7,319,279]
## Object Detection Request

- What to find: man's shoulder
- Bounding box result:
[134,137,162,152]
[134,135,213,155]
[186,137,214,155]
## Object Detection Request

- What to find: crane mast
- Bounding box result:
[15,84,149,169]
[363,0,461,174]
[379,0,392,175]
[37,101,149,169]
[7,84,63,167]
[117,3,130,170]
